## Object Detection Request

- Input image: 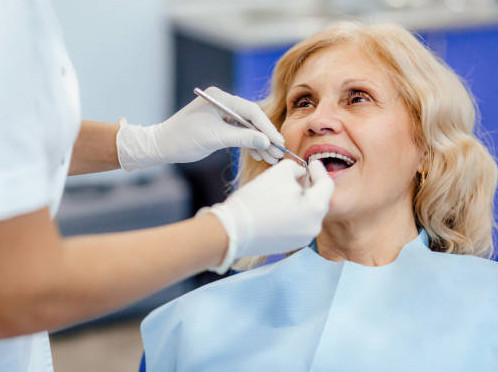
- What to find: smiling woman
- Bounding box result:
[236,21,497,267]
[140,21,498,372]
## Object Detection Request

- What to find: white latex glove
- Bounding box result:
[116,86,285,171]
[199,159,335,274]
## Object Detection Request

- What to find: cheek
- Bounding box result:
[280,120,302,152]
[370,110,416,162]
[357,111,420,189]
[388,127,419,169]
[366,126,420,190]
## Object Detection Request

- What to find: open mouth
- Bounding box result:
[307,152,356,173]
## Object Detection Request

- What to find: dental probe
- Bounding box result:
[194,87,308,168]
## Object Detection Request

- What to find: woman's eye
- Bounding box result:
[293,95,313,108]
[348,90,371,105]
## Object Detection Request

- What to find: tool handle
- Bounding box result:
[194,88,254,130]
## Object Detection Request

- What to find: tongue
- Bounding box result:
[325,159,348,173]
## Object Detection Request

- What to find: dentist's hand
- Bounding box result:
[199,159,335,274]
[116,87,284,171]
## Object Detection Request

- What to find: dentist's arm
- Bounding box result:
[0,160,333,337]
[69,120,120,175]
[69,87,284,175]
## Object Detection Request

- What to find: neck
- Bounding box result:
[316,205,419,267]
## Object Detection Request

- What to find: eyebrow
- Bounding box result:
[341,78,380,90]
[289,79,380,93]
[288,83,311,93]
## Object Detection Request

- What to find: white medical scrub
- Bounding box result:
[142,231,498,372]
[0,0,81,371]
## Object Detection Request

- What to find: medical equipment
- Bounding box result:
[193,87,308,168]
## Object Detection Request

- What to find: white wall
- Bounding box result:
[52,0,172,125]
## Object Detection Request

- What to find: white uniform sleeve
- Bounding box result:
[0,1,51,220]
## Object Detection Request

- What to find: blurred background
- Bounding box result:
[49,0,498,371]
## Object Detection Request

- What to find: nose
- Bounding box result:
[306,103,344,136]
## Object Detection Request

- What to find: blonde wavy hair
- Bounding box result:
[234,21,497,270]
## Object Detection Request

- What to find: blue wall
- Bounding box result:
[233,45,292,100]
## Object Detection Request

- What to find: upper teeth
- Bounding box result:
[308,152,355,165]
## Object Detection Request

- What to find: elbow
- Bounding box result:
[0,290,63,338]
[0,307,35,338]
[0,324,28,339]
[0,301,43,338]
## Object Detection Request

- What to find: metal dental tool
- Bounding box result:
[193,87,308,168]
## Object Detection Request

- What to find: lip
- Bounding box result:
[303,144,357,163]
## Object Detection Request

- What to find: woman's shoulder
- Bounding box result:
[429,248,498,272]
[424,248,498,293]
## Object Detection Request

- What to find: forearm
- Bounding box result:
[0,210,227,337]
[69,120,120,175]
[54,214,226,328]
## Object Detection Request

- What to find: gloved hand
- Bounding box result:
[198,159,335,274]
[116,87,285,170]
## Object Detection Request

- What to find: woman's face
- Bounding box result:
[280,43,422,222]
